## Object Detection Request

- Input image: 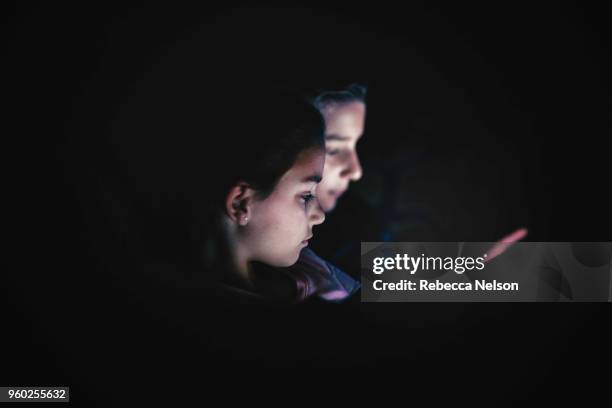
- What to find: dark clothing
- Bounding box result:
[5,256,365,406]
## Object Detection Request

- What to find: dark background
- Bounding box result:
[4,2,610,406]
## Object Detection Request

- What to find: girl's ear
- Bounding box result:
[225,182,255,226]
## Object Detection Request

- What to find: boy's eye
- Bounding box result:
[326,148,340,156]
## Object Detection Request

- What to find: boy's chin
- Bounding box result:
[319,197,336,213]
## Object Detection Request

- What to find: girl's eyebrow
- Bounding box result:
[301,174,322,183]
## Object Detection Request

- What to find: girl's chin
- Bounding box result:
[283,251,302,267]
[272,244,311,266]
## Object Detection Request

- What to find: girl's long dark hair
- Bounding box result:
[72,78,325,287]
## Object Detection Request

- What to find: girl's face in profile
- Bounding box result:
[243,147,326,267]
[316,101,365,212]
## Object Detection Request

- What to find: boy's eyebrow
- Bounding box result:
[325,134,350,141]
[302,174,322,183]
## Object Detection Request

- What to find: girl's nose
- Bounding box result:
[310,201,326,225]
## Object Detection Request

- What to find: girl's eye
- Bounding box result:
[326,149,340,156]
[300,193,316,207]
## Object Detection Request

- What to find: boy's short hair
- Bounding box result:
[312,83,368,111]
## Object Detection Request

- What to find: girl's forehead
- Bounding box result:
[295,146,325,170]
[277,147,325,186]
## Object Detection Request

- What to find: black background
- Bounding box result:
[4,2,610,406]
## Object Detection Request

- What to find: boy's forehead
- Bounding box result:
[323,102,365,138]
[323,100,365,118]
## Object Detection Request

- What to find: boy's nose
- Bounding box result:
[341,151,362,181]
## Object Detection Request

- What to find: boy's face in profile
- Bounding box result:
[316,101,365,212]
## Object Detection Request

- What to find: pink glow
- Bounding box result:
[484,227,528,263]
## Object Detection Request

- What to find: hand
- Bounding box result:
[483,227,528,263]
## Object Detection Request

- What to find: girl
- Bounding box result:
[204,88,328,299]
[77,82,328,302]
